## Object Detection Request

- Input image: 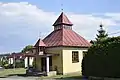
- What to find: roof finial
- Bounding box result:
[39,32,42,39]
[61,3,63,12]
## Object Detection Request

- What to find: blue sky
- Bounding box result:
[0,0,120,53]
[2,0,120,13]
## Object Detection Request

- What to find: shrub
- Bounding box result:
[82,37,120,78]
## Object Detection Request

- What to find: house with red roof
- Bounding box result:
[31,12,91,75]
[7,52,35,68]
[7,12,90,75]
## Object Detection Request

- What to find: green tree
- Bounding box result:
[96,24,108,42]
[82,37,120,77]
[82,24,120,77]
[90,24,108,45]
[1,56,9,68]
[21,45,33,53]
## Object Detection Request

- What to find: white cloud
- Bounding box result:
[68,13,118,40]
[0,2,119,53]
[105,13,120,21]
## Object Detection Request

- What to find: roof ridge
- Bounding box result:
[62,28,64,46]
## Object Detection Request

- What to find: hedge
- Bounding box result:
[82,37,120,78]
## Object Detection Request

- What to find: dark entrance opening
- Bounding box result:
[41,57,46,71]
[41,56,52,71]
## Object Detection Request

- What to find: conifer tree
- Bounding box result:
[90,24,108,44]
[96,24,108,42]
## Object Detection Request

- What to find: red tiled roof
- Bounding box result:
[34,39,46,47]
[53,12,73,26]
[7,53,24,58]
[43,29,91,47]
[8,52,35,58]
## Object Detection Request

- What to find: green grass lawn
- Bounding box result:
[0,68,83,79]
[0,68,26,77]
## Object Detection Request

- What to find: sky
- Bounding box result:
[0,0,120,54]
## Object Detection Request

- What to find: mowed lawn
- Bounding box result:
[0,68,83,79]
[0,68,26,77]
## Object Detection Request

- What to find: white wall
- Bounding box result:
[25,57,34,68]
[8,58,13,64]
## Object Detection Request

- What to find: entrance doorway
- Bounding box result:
[41,56,52,71]
[41,57,46,71]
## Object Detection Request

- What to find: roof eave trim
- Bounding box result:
[45,45,90,48]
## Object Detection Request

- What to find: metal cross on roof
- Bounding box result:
[61,3,63,12]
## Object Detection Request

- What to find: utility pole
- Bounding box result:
[13,53,15,70]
